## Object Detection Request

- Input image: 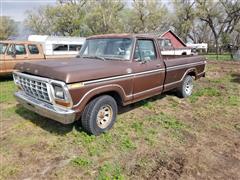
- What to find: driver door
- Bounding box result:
[132,38,165,101]
[5,44,28,72]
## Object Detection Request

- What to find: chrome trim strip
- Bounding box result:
[74,61,205,86]
[83,68,165,85]
[166,61,205,71]
[73,84,131,108]
[73,84,163,108]
[133,85,163,96]
[164,68,201,87]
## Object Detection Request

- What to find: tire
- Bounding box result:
[81,95,117,135]
[177,75,194,98]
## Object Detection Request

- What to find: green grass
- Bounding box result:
[0,80,16,103]
[204,54,232,61]
[189,87,221,103]
[146,112,185,130]
[227,95,240,106]
[97,163,124,180]
[1,61,240,179]
[71,157,92,168]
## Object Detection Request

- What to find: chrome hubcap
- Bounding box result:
[96,105,113,129]
[185,80,193,95]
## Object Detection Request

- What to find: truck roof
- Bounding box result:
[87,33,158,39]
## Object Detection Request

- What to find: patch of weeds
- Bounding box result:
[2,106,17,118]
[101,133,114,144]
[146,113,186,141]
[71,157,91,168]
[131,121,143,133]
[120,136,136,151]
[0,164,20,179]
[168,97,179,108]
[138,100,154,109]
[97,163,124,180]
[147,112,185,130]
[73,131,96,145]
[227,95,240,106]
[87,145,104,157]
[189,87,221,103]
[144,135,155,146]
[0,80,16,103]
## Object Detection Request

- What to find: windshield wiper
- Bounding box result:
[82,55,106,61]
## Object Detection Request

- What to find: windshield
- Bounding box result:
[0,43,8,54]
[79,38,133,60]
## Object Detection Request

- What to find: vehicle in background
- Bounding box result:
[186,42,208,53]
[13,33,206,135]
[28,35,86,58]
[159,38,192,55]
[0,41,45,75]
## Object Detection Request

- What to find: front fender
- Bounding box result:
[72,84,131,113]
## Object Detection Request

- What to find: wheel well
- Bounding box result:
[182,52,187,55]
[187,71,196,79]
[87,91,123,106]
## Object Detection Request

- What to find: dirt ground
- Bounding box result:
[0,60,240,180]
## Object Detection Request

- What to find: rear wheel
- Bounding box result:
[81,95,117,135]
[177,75,193,98]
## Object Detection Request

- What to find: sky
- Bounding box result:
[0,0,56,22]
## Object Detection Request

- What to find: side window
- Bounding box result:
[53,44,68,51]
[15,44,26,55]
[28,44,39,54]
[165,40,172,47]
[158,39,172,48]
[134,39,157,61]
[69,45,82,51]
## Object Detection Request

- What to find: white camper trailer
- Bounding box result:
[28,35,86,58]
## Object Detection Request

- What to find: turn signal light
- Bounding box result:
[55,99,71,107]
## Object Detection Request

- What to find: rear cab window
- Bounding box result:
[7,44,26,55]
[28,44,39,54]
[134,39,157,61]
[159,39,172,48]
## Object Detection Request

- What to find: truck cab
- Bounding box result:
[0,41,45,75]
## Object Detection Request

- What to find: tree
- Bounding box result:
[171,0,195,42]
[125,0,169,33]
[0,16,18,40]
[196,0,240,54]
[25,1,87,36]
[83,0,125,35]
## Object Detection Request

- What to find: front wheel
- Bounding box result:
[177,75,194,98]
[81,95,117,135]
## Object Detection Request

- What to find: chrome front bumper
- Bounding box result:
[15,91,76,124]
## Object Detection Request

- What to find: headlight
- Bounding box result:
[51,82,73,108]
[52,84,65,99]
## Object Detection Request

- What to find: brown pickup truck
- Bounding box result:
[13,34,206,135]
[0,41,45,75]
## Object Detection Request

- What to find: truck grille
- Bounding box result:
[18,75,51,103]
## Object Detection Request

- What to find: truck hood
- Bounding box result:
[14,58,131,83]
